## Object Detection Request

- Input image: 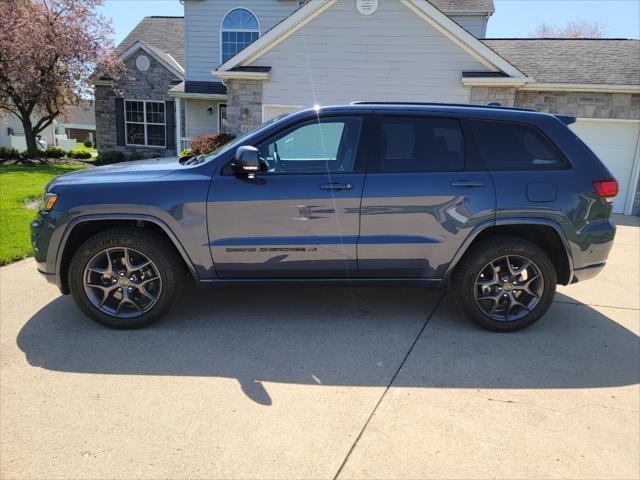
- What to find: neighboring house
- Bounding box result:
[0,100,95,151]
[93,0,640,215]
[58,100,96,143]
[0,112,57,151]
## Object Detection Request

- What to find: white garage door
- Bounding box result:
[570,119,640,214]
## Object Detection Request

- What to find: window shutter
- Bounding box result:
[115,98,125,146]
[165,100,176,150]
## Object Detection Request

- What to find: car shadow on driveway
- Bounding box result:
[17,287,640,404]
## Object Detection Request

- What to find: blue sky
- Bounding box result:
[100,0,640,45]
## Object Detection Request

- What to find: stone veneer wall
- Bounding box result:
[224,79,264,136]
[95,52,180,157]
[470,87,640,215]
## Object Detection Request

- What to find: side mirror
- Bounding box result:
[233,146,260,173]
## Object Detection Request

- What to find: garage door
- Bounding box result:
[570,119,640,214]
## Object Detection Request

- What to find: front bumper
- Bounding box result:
[30,209,66,291]
[570,262,606,284]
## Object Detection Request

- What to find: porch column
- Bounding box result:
[175,97,182,152]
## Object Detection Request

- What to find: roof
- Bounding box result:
[483,39,640,86]
[429,0,494,13]
[116,16,184,68]
[169,81,227,95]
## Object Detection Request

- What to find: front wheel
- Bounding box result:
[454,236,557,332]
[68,228,183,329]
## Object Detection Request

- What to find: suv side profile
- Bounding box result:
[31,103,618,332]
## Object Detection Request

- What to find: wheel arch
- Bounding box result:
[56,214,199,294]
[447,219,574,286]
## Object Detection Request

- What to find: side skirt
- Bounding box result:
[196,277,447,289]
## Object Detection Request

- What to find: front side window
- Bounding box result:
[221,8,260,63]
[375,116,465,172]
[255,117,363,174]
[471,120,565,170]
[125,100,165,147]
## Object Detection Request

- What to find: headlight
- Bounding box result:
[40,193,58,211]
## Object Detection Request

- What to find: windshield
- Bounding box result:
[203,112,296,161]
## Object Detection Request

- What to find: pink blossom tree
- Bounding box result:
[0,0,123,158]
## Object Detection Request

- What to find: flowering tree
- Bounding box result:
[0,0,123,158]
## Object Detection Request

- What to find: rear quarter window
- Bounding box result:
[470,120,568,170]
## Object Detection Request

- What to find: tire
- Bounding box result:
[68,227,184,329]
[454,236,557,332]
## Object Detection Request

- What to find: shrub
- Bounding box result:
[20,150,30,159]
[179,148,193,157]
[190,132,235,155]
[128,152,144,161]
[0,146,21,160]
[95,150,126,164]
[83,139,93,148]
[43,146,65,158]
[67,148,92,159]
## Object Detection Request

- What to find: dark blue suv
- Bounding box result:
[31,103,618,331]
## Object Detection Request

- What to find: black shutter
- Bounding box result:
[115,98,125,146]
[165,100,176,150]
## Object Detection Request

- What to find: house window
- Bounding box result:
[219,104,228,132]
[221,8,260,63]
[125,100,165,147]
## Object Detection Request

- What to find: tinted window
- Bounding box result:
[255,117,363,174]
[376,117,465,172]
[471,120,565,170]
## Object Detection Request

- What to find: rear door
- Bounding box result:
[358,112,495,278]
[207,113,369,278]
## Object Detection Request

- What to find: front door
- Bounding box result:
[358,113,495,278]
[208,114,368,278]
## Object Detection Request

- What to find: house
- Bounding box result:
[58,100,96,144]
[0,100,95,151]
[93,0,640,215]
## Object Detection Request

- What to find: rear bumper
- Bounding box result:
[570,262,606,284]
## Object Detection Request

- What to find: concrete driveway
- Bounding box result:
[1,215,638,480]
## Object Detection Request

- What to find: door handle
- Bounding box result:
[450,180,485,188]
[320,183,353,191]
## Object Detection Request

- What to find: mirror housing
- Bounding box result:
[233,146,260,174]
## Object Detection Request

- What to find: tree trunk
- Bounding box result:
[21,116,41,159]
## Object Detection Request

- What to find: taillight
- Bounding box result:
[593,179,618,202]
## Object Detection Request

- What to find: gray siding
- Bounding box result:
[250,0,492,107]
[448,14,488,38]
[185,99,222,137]
[184,0,298,82]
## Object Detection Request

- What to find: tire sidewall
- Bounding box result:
[69,231,179,329]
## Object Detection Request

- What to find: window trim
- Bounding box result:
[124,99,166,148]
[218,103,227,133]
[469,118,571,171]
[368,114,469,174]
[220,7,261,65]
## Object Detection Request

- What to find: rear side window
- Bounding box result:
[375,117,465,172]
[471,120,566,170]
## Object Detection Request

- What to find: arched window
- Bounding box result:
[221,8,260,63]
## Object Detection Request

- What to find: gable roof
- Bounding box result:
[484,39,640,86]
[116,16,184,68]
[216,0,523,77]
[430,0,494,13]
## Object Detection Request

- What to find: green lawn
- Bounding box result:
[0,164,86,266]
[72,142,98,159]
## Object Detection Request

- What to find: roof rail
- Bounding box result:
[350,101,536,112]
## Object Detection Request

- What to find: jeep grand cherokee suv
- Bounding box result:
[31,103,618,331]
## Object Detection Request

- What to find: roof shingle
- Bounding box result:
[429,0,495,13]
[116,16,184,68]
[484,39,640,86]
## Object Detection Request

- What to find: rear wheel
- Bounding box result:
[69,228,183,329]
[454,236,556,332]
